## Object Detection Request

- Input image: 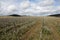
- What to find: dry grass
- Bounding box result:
[0,16,60,40]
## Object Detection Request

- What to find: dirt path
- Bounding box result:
[21,17,60,40]
[21,19,42,40]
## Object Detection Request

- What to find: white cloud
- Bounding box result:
[20,1,30,9]
[7,5,16,12]
[56,6,60,10]
[0,0,60,16]
[38,0,54,6]
[25,3,55,13]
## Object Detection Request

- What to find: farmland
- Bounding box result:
[0,16,60,40]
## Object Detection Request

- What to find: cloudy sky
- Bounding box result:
[0,0,60,16]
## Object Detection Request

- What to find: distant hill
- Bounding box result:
[9,14,22,17]
[49,14,60,17]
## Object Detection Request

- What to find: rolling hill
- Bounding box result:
[49,14,60,17]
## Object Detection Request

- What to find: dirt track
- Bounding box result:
[21,17,60,40]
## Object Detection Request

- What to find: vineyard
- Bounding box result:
[0,16,60,40]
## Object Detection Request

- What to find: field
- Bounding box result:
[0,16,60,40]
